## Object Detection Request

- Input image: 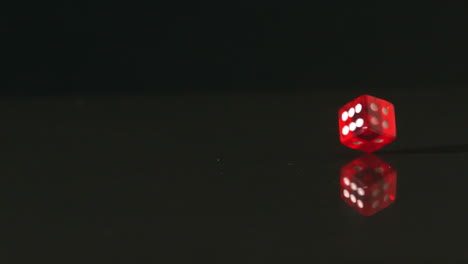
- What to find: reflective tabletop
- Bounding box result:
[1,90,467,262]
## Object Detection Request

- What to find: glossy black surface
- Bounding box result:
[1,90,467,262]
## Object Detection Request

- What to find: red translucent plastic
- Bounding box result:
[340,154,397,216]
[338,94,396,152]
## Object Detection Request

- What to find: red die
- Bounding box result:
[338,94,396,152]
[340,154,397,216]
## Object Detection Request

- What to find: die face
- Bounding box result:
[340,154,397,216]
[361,95,396,139]
[338,95,396,152]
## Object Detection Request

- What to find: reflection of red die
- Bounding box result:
[340,154,397,216]
[338,94,396,152]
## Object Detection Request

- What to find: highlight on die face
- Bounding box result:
[340,154,397,216]
[338,95,397,152]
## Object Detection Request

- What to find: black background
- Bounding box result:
[2,1,468,94]
[1,1,468,262]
